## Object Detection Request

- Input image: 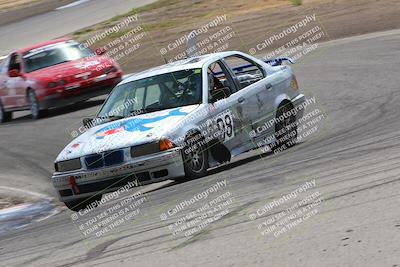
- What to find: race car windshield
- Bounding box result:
[97,69,202,119]
[23,43,94,73]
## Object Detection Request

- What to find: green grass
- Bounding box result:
[142,20,179,31]
[290,0,303,5]
[107,0,178,24]
[73,0,178,38]
[73,27,95,37]
[105,29,134,39]
[131,0,179,13]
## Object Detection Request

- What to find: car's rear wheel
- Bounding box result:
[64,194,103,212]
[0,101,12,123]
[28,90,46,119]
[181,132,209,180]
[272,102,297,151]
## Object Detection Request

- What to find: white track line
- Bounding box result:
[56,0,91,10]
[0,186,53,201]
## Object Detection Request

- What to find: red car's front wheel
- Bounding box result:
[28,90,45,120]
[0,100,12,123]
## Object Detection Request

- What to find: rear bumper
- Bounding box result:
[52,149,185,202]
[40,75,121,109]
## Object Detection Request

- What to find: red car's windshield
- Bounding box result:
[23,42,94,73]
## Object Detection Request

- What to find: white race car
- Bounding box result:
[52,51,306,211]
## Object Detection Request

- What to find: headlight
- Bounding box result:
[130,139,176,158]
[48,82,58,88]
[55,158,82,172]
[131,142,160,158]
[159,139,176,151]
[103,66,117,74]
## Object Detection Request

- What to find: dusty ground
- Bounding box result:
[0,0,44,11]
[0,0,76,26]
[69,0,400,73]
[1,28,400,265]
[0,1,399,265]
[0,196,24,210]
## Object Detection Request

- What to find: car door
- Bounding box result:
[221,54,276,148]
[10,53,28,107]
[5,53,27,109]
[199,61,241,154]
[0,55,14,108]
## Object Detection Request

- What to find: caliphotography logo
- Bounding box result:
[0,0,398,266]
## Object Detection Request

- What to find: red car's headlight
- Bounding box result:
[103,66,117,74]
[48,82,58,88]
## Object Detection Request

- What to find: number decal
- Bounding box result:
[216,117,226,140]
[225,114,233,138]
[201,110,235,142]
[214,110,234,142]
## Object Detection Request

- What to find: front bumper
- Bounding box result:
[40,74,121,109]
[52,148,185,202]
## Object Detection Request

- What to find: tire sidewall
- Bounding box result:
[0,101,4,123]
[182,133,209,179]
[272,103,298,150]
[0,100,11,123]
[28,90,41,119]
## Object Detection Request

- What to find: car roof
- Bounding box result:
[17,38,71,54]
[120,51,243,85]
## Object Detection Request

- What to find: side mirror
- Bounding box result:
[8,69,21,78]
[82,117,93,128]
[209,87,231,103]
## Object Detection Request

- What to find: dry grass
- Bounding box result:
[290,0,303,5]
[0,196,25,210]
[0,0,43,11]
[69,0,400,73]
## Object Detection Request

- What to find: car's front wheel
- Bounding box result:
[181,132,209,180]
[64,194,103,212]
[0,100,12,123]
[28,90,46,119]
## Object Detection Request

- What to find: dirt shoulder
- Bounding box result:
[0,196,25,210]
[67,0,400,74]
[0,0,76,26]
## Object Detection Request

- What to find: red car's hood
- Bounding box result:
[26,56,114,81]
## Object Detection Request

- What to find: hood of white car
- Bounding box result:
[56,105,199,162]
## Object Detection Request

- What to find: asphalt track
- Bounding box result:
[0,0,156,55]
[0,29,400,266]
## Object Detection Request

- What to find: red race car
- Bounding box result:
[0,39,122,122]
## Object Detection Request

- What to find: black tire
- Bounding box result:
[271,102,297,152]
[28,90,46,119]
[64,194,103,212]
[181,132,209,180]
[0,101,12,123]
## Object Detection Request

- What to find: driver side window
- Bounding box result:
[8,53,21,72]
[207,61,232,102]
[0,58,8,74]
